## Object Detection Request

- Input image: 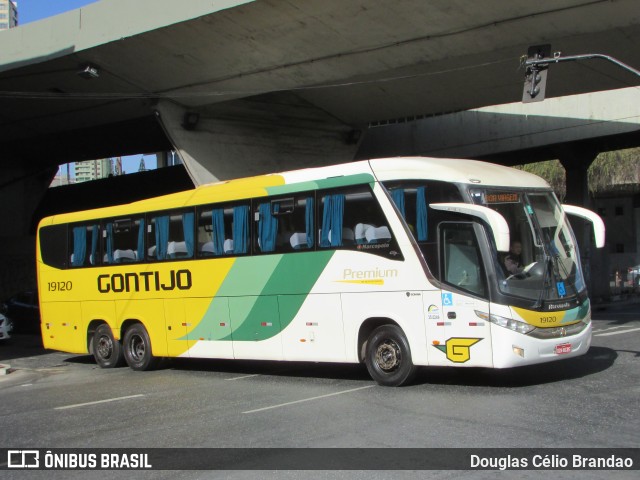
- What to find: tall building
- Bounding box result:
[0,1,17,30]
[75,159,113,183]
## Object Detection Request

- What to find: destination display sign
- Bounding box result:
[485,192,520,204]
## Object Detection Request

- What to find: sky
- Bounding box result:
[18,0,99,25]
[18,1,158,176]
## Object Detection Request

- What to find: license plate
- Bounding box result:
[555,343,572,355]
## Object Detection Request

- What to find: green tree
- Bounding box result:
[514,147,640,199]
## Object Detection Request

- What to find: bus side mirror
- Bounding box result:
[562,204,606,248]
[430,203,510,252]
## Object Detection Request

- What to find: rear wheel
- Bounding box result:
[123,323,160,371]
[365,325,416,387]
[92,324,124,368]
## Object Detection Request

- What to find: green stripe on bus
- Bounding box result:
[184,251,334,342]
[265,173,374,196]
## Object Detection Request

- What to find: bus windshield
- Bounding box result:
[472,189,585,304]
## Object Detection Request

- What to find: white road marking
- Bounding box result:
[225,374,261,381]
[243,385,375,414]
[54,394,144,410]
[593,326,628,333]
[594,327,640,337]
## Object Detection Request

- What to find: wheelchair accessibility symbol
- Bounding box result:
[442,293,454,306]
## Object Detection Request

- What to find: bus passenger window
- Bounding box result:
[253,195,315,254]
[103,217,145,264]
[197,202,249,257]
[69,223,100,267]
[148,211,195,261]
[318,186,401,260]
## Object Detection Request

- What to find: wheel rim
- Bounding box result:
[374,339,401,372]
[129,334,145,361]
[96,335,113,360]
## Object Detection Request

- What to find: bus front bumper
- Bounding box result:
[490,321,592,368]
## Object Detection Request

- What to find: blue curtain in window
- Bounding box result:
[416,186,428,241]
[182,212,194,258]
[211,209,225,255]
[90,225,99,265]
[258,203,278,253]
[72,227,86,267]
[391,189,406,218]
[106,223,114,264]
[233,205,249,254]
[320,194,345,247]
[305,196,314,248]
[155,216,170,260]
[330,194,345,247]
[137,219,145,261]
[320,195,332,247]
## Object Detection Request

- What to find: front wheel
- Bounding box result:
[365,325,416,387]
[92,324,125,368]
[123,324,160,371]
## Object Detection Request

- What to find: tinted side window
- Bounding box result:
[318,186,402,260]
[254,195,315,254]
[147,210,195,261]
[103,217,145,264]
[39,224,68,269]
[196,202,250,257]
[439,222,487,298]
[69,223,101,267]
[384,180,464,276]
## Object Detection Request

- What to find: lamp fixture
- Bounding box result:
[182,112,200,131]
[77,64,100,80]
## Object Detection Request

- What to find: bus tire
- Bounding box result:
[123,323,159,371]
[365,324,416,387]
[92,324,125,368]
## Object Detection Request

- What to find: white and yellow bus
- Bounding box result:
[36,157,605,386]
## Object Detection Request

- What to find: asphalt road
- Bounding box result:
[1,302,639,480]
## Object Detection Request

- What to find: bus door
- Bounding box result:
[435,222,493,367]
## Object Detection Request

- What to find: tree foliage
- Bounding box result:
[514,160,566,199]
[514,147,640,199]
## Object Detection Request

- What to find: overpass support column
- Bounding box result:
[0,166,57,299]
[559,148,596,207]
[154,95,361,184]
[558,148,606,300]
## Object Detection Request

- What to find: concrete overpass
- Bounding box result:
[1,0,640,296]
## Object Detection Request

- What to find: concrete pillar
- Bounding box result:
[156,151,169,169]
[0,165,56,300]
[155,94,361,185]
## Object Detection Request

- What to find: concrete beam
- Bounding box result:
[357,87,640,161]
[156,94,361,184]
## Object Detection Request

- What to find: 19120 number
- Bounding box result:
[48,281,72,292]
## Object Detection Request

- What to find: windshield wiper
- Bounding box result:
[532,256,552,309]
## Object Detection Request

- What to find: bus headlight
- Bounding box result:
[474,310,535,335]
